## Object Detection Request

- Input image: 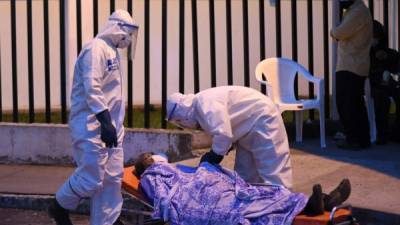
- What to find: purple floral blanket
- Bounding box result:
[140,162,307,225]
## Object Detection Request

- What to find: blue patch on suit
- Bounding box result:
[106,58,119,71]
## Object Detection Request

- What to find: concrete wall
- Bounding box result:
[0,123,192,165]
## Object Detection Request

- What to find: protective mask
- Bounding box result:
[117,35,132,49]
[152,153,168,163]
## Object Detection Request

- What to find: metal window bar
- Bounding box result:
[60,0,67,123]
[383,0,389,45]
[275,0,282,57]
[11,0,18,122]
[127,0,133,128]
[110,0,115,15]
[323,0,330,119]
[291,0,298,99]
[226,0,233,85]
[192,0,200,93]
[76,0,82,54]
[259,0,266,95]
[1,0,396,126]
[43,0,51,123]
[209,0,216,87]
[27,0,34,123]
[161,0,168,128]
[369,0,374,19]
[242,0,249,87]
[0,38,3,121]
[93,0,98,36]
[179,0,185,92]
[144,0,150,128]
[307,0,315,120]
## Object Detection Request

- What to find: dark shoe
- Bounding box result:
[375,137,387,145]
[336,140,369,150]
[48,199,73,225]
[333,132,346,141]
[359,142,371,148]
[113,217,125,225]
[304,184,324,216]
[324,179,351,211]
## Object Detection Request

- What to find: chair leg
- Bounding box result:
[369,99,377,143]
[295,111,303,143]
[364,79,376,143]
[365,95,377,142]
[319,107,326,148]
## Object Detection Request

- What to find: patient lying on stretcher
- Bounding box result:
[134,153,351,225]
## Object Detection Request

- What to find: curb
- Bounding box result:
[0,192,154,223]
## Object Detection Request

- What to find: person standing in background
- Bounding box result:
[331,0,373,149]
[369,20,400,144]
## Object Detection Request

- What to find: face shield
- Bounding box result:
[165,103,186,129]
[108,18,139,58]
[118,23,139,60]
[127,25,139,60]
[165,101,200,130]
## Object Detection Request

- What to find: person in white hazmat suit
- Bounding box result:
[166,86,293,189]
[48,10,139,225]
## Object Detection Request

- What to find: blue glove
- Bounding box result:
[96,110,118,148]
[200,150,224,165]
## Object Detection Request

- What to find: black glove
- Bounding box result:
[96,110,118,148]
[200,150,224,165]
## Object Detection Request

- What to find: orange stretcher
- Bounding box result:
[122,166,359,225]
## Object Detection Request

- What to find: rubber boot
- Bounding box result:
[303,184,325,216]
[324,178,351,211]
[48,199,73,225]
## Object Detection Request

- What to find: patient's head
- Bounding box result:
[134,152,155,177]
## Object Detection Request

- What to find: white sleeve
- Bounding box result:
[79,46,108,114]
[196,97,233,156]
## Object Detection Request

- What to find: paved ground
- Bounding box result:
[181,139,400,225]
[0,208,89,225]
[0,138,399,225]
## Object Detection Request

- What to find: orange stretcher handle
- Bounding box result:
[293,209,352,225]
[122,166,149,203]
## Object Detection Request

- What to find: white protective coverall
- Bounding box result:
[167,86,293,189]
[56,10,137,225]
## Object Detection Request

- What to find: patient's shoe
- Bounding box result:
[304,184,324,216]
[48,199,73,225]
[324,178,351,211]
[113,217,125,225]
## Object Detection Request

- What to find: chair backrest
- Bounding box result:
[255,57,299,103]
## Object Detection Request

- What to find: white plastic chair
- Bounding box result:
[255,57,326,148]
[364,78,377,143]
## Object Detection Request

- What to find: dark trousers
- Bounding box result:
[371,83,400,140]
[336,71,371,145]
[372,87,391,140]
